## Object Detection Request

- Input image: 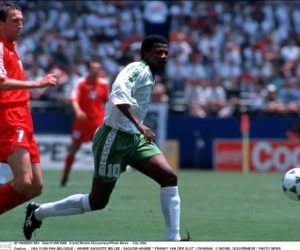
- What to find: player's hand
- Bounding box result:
[76,110,87,120]
[38,74,58,88]
[137,123,156,143]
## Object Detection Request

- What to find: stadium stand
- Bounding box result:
[11,0,300,117]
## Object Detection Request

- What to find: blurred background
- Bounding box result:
[9,0,300,172]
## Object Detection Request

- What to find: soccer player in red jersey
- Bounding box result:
[0,3,58,215]
[61,61,109,186]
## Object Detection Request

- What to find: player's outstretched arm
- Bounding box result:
[0,74,58,90]
[116,103,156,143]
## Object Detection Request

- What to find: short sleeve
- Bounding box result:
[0,43,8,81]
[71,81,82,101]
[110,67,142,106]
[100,78,110,99]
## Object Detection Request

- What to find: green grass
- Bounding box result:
[0,170,298,241]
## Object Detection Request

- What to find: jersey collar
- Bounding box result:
[0,37,16,51]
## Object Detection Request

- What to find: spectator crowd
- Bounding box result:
[8,0,300,117]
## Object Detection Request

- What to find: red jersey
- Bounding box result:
[0,37,29,106]
[71,77,109,120]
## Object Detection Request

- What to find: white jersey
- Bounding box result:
[104,61,154,134]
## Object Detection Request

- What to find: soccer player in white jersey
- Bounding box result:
[0,163,10,186]
[23,35,190,241]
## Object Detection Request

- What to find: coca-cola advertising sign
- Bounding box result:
[214,140,300,172]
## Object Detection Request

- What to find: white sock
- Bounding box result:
[160,186,181,241]
[34,194,91,221]
[0,163,10,184]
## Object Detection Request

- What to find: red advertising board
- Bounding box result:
[214,140,300,172]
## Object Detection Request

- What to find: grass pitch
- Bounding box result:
[0,170,298,241]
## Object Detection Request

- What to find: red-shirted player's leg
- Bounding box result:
[0,146,43,215]
[61,142,81,186]
[0,148,31,215]
[26,162,43,198]
[0,181,28,215]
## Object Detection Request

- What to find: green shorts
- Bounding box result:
[92,124,161,183]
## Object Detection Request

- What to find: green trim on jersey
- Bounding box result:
[128,61,147,84]
[129,61,147,99]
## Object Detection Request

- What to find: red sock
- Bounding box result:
[0,181,29,215]
[62,152,74,180]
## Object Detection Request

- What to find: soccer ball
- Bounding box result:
[282,168,300,201]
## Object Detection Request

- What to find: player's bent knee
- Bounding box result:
[13,175,33,193]
[27,183,43,198]
[162,171,178,187]
[167,171,178,186]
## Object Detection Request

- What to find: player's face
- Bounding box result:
[144,43,168,71]
[89,62,101,79]
[0,10,23,42]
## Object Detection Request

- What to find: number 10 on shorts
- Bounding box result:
[100,163,121,178]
